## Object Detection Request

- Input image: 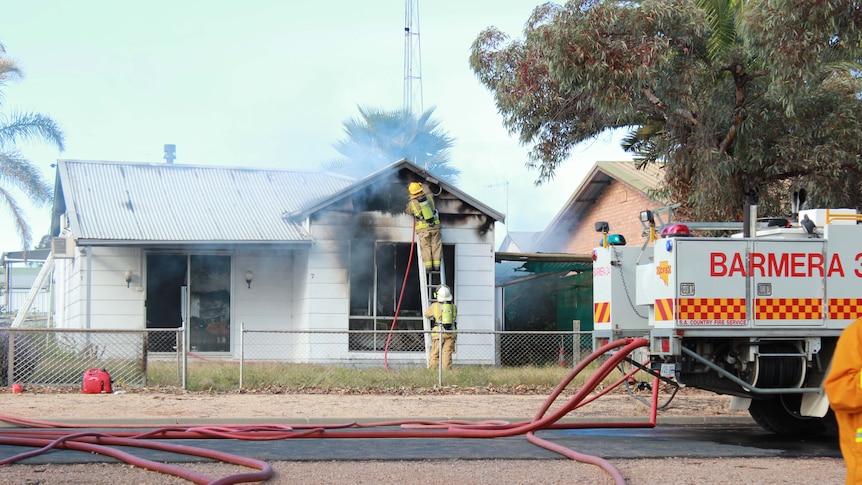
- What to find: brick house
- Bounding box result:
[533,161,666,254]
[497,161,665,341]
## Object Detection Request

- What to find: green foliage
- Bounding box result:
[469,0,862,220]
[0,42,65,249]
[325,106,460,183]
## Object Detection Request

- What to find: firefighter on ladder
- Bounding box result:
[406,181,441,272]
[426,285,456,370]
[824,316,862,484]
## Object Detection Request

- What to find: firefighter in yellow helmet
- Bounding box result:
[405,182,442,272]
[425,285,456,369]
[824,316,862,484]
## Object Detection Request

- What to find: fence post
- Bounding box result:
[180,325,187,390]
[7,330,13,385]
[142,332,148,386]
[573,320,581,364]
[239,322,244,390]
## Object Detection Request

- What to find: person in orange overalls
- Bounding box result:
[824,316,862,484]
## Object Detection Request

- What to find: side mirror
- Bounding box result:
[594,221,609,233]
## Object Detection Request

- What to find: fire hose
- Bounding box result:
[382,216,417,369]
[0,337,656,485]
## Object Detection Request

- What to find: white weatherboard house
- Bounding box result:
[48,159,504,366]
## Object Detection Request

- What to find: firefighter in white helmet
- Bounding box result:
[824,316,862,484]
[425,285,457,369]
[405,181,442,272]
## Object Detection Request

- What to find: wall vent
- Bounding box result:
[51,237,76,259]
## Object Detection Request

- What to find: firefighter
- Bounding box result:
[824,316,862,485]
[405,182,442,272]
[426,285,456,370]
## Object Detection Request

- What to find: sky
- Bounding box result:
[0,0,632,254]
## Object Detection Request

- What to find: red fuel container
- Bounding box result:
[82,368,112,394]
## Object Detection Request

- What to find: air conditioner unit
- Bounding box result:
[51,236,77,259]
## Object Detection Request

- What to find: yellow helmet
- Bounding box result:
[408,182,424,196]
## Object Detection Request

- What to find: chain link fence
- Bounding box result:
[1,325,594,390]
[1,327,183,388]
[239,326,594,387]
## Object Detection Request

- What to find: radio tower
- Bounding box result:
[403,0,423,114]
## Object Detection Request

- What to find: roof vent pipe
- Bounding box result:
[164,144,176,164]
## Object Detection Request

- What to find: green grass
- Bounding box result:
[145,360,650,393]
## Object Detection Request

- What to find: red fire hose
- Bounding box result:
[0,337,654,485]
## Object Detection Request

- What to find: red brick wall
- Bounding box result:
[565,180,656,254]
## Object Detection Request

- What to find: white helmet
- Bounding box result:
[436,285,452,302]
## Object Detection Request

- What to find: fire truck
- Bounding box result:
[592,207,862,434]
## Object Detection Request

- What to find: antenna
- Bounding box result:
[487,181,509,237]
[403,0,423,114]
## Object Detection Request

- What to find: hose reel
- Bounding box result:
[750,343,806,389]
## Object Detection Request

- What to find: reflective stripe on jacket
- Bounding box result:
[407,195,439,230]
[824,317,862,484]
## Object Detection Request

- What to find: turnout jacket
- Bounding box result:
[825,316,862,485]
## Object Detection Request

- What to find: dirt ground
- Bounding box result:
[0,385,748,421]
[0,386,847,484]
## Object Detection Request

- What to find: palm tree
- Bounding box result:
[0,43,65,249]
[325,106,460,183]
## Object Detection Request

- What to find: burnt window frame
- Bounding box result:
[348,240,454,352]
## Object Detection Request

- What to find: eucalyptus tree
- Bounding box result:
[0,43,65,249]
[325,106,460,183]
[470,0,862,221]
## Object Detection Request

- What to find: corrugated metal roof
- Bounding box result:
[55,160,354,244]
[494,252,592,287]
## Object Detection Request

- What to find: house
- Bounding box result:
[533,161,666,254]
[497,231,541,253]
[495,161,665,340]
[48,158,504,366]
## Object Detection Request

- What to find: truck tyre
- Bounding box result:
[748,395,832,435]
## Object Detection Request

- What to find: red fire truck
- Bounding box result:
[592,208,862,434]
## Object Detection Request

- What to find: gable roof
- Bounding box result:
[533,161,664,251]
[287,158,505,222]
[51,160,354,246]
[497,231,541,252]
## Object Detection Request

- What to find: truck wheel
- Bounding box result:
[748,395,831,435]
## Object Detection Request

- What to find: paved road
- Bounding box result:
[0,422,841,465]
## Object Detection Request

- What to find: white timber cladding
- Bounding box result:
[304,238,350,331]
[53,246,146,330]
[233,248,295,331]
[87,247,145,329]
[52,252,80,329]
[445,226,497,364]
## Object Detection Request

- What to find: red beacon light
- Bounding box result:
[660,223,693,238]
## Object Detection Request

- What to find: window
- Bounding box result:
[349,241,454,351]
